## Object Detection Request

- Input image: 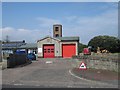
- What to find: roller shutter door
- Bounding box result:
[62,44,76,58]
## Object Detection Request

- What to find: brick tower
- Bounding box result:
[53,24,62,37]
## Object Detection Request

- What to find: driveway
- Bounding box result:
[2,58,118,88]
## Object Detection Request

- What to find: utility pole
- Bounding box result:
[5,35,10,42]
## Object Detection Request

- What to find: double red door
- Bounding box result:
[43,44,54,58]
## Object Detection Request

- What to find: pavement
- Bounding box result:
[71,68,119,85]
[0,60,7,70]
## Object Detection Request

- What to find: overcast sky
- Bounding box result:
[1,2,118,44]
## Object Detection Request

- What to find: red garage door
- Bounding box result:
[43,44,54,58]
[62,44,76,58]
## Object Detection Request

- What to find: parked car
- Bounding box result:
[27,53,36,60]
[15,49,26,54]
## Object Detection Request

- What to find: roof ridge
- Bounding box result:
[57,36,79,37]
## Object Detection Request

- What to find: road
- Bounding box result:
[2,58,118,88]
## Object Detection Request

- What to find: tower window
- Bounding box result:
[55,27,59,31]
[55,34,59,37]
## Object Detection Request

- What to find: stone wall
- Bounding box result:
[85,59,118,72]
[73,54,119,72]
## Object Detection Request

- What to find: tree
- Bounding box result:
[79,43,87,53]
[88,35,120,53]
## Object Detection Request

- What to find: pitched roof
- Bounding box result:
[37,36,79,42]
[55,36,79,41]
[37,36,60,42]
[2,42,26,49]
[18,43,37,49]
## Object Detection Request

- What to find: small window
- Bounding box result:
[51,49,54,51]
[48,49,50,53]
[44,50,46,53]
[48,51,50,53]
[44,49,46,53]
[55,34,59,37]
[55,27,59,31]
[51,51,54,53]
[51,49,54,53]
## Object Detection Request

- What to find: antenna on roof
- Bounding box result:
[5,35,10,42]
[49,29,52,37]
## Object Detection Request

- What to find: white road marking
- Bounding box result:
[67,85,73,88]
[69,69,92,82]
[46,61,53,64]
[14,83,24,86]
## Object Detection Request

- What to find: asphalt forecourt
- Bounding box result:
[2,58,119,88]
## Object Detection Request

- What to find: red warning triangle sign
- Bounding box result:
[79,62,87,70]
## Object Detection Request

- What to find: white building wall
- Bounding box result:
[37,37,79,58]
[37,37,61,58]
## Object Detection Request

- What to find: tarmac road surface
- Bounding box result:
[2,58,118,88]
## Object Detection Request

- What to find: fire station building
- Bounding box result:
[37,24,79,58]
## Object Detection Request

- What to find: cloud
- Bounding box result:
[1,17,61,43]
[1,27,50,42]
[1,7,118,44]
[62,9,118,44]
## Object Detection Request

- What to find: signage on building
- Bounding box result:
[47,38,52,43]
[38,48,42,53]
[28,49,33,53]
